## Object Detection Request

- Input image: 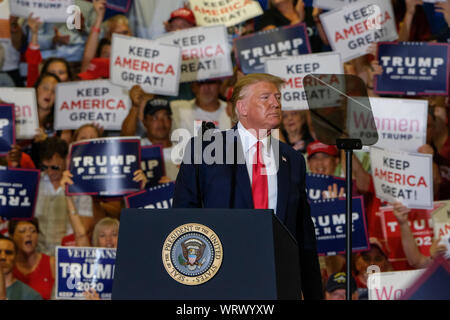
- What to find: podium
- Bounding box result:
[112,209,301,300]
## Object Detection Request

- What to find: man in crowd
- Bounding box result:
[0,235,42,300]
[324,272,359,300]
[173,73,323,299]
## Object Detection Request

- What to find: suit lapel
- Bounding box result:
[276,144,289,223]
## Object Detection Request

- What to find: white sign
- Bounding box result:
[370,146,434,209]
[368,269,425,300]
[264,52,343,110]
[313,0,361,10]
[156,25,233,83]
[0,0,10,39]
[348,97,428,152]
[319,0,398,62]
[54,80,131,131]
[9,0,74,23]
[190,0,263,27]
[110,34,181,96]
[0,88,39,140]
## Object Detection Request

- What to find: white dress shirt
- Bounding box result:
[237,122,278,214]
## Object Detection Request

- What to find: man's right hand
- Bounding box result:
[129,85,145,107]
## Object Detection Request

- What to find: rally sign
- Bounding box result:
[190,0,263,27]
[0,88,39,140]
[319,0,398,62]
[379,205,435,271]
[9,0,74,23]
[124,182,175,209]
[56,246,116,300]
[156,25,232,82]
[370,147,433,209]
[0,167,40,220]
[0,105,15,156]
[306,173,346,202]
[265,52,343,110]
[141,145,165,187]
[110,34,181,96]
[431,200,450,240]
[374,42,450,96]
[313,0,361,10]
[347,97,428,152]
[54,80,131,130]
[310,196,369,255]
[235,23,311,74]
[67,137,141,196]
[106,0,132,12]
[368,269,425,300]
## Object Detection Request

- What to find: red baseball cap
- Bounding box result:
[307,141,339,158]
[78,58,110,80]
[169,8,196,26]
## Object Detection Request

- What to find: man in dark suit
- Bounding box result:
[173,73,323,300]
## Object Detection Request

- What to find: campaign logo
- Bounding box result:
[162,223,223,286]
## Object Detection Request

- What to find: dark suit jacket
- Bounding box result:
[173,125,323,300]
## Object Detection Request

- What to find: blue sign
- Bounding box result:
[0,104,15,156]
[106,0,132,13]
[402,256,450,300]
[375,42,450,96]
[125,182,174,209]
[310,196,369,256]
[0,167,40,220]
[306,173,346,202]
[141,145,165,187]
[234,23,311,74]
[67,137,141,196]
[56,246,116,300]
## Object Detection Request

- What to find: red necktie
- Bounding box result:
[252,141,268,209]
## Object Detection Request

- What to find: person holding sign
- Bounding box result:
[0,235,42,300]
[392,202,449,269]
[164,7,197,32]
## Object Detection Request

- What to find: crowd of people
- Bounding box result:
[0,0,449,300]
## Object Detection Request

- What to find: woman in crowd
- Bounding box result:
[9,219,55,300]
[281,110,314,153]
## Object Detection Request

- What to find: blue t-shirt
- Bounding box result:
[6,280,43,300]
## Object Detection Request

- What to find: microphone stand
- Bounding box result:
[336,138,362,301]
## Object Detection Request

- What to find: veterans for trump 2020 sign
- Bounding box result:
[56,246,116,300]
[9,0,74,23]
[310,196,369,256]
[347,97,428,153]
[54,80,131,131]
[370,146,433,209]
[0,167,40,220]
[265,52,343,110]
[0,104,15,156]
[0,88,39,140]
[235,24,311,74]
[125,182,175,209]
[375,42,450,96]
[67,137,141,196]
[190,0,263,27]
[156,25,232,83]
[110,34,181,96]
[319,0,398,62]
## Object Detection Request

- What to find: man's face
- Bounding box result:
[41,153,65,184]
[167,18,194,32]
[192,81,220,106]
[308,152,339,176]
[0,239,15,275]
[237,81,282,131]
[143,109,172,141]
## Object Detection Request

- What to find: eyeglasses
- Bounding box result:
[41,164,61,171]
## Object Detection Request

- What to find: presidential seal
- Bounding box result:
[162,223,223,286]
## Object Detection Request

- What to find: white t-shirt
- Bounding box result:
[141,137,179,182]
[170,99,231,136]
